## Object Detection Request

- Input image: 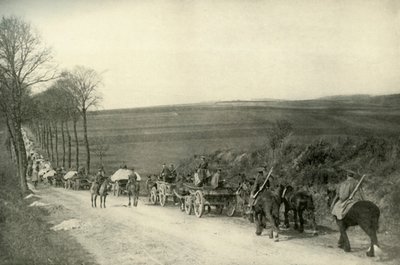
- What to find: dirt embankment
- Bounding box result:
[33,186,399,265]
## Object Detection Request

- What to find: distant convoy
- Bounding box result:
[22,128,382,258]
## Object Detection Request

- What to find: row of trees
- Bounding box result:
[0,16,102,194]
[28,68,102,174]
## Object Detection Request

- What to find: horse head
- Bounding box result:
[281,185,294,200]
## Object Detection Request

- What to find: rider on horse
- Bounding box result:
[331,170,365,220]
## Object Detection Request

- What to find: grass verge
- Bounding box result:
[0,127,97,265]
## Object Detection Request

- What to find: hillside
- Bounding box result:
[60,93,400,176]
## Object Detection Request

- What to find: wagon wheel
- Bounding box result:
[159,186,167,207]
[194,190,205,218]
[150,187,158,205]
[226,197,237,217]
[184,196,193,215]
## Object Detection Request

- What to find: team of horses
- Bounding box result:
[244,182,380,257]
[89,175,140,209]
[85,173,380,258]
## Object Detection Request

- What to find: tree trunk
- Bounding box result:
[12,118,28,194]
[49,124,54,162]
[82,109,90,174]
[5,115,18,164]
[36,123,41,147]
[61,121,66,168]
[45,123,50,159]
[65,120,72,169]
[73,118,79,170]
[54,122,59,166]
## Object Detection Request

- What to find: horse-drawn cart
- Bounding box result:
[177,183,237,218]
[111,169,141,196]
[150,181,179,207]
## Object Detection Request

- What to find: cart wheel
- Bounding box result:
[159,186,167,207]
[216,205,224,214]
[194,190,205,218]
[226,197,237,217]
[150,187,158,205]
[184,196,192,215]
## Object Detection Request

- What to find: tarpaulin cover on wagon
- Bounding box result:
[110,169,141,182]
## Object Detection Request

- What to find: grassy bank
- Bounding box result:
[0,125,97,265]
[177,135,400,233]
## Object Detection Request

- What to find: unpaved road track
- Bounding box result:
[36,187,396,265]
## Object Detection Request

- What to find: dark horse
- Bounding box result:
[282,186,318,234]
[253,185,284,241]
[127,176,140,207]
[90,178,110,208]
[327,189,381,257]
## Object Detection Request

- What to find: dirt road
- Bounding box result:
[35,186,396,265]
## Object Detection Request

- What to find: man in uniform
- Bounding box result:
[127,167,137,184]
[74,166,85,190]
[95,167,106,184]
[196,156,209,186]
[331,170,365,221]
[247,165,275,216]
[250,166,273,197]
[210,168,223,189]
[160,163,171,182]
[168,164,177,183]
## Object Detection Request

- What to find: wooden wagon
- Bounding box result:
[150,181,179,207]
[176,183,237,218]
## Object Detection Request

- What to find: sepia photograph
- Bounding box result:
[0,0,399,264]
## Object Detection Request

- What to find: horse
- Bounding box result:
[127,177,140,207]
[90,181,100,207]
[253,185,285,241]
[98,178,110,208]
[327,189,381,257]
[90,178,109,208]
[282,185,318,234]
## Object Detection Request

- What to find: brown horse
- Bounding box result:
[99,178,110,208]
[327,189,381,257]
[90,178,109,208]
[282,185,318,234]
[253,185,284,241]
[127,176,140,207]
[90,181,99,207]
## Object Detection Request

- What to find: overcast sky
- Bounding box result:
[1,0,400,109]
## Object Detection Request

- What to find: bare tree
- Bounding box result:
[91,136,109,166]
[64,66,102,174]
[0,16,55,194]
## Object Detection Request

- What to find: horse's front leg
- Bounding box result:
[298,208,304,233]
[265,210,279,242]
[293,209,298,230]
[255,212,263,236]
[91,194,94,208]
[337,219,351,252]
[103,195,107,208]
[309,210,318,235]
[128,195,131,207]
[284,201,290,228]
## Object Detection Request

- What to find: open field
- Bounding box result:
[55,98,400,176]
